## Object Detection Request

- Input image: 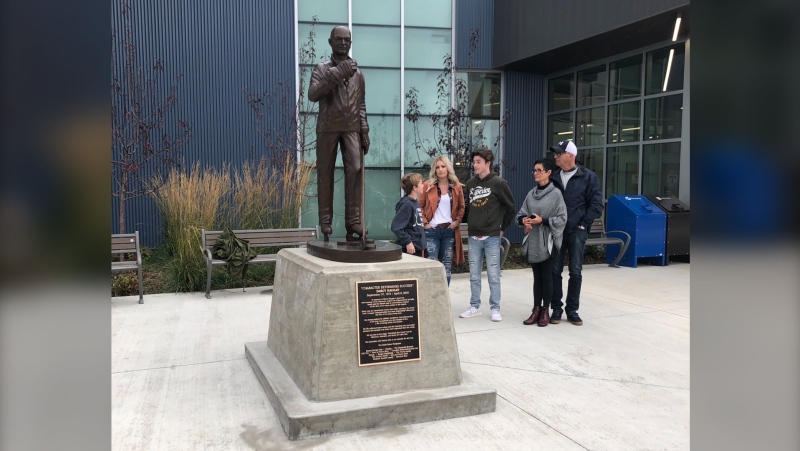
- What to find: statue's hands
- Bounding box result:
[361,133,370,155]
[335,59,355,79]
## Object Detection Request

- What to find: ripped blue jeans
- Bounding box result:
[468,235,502,311]
[425,226,456,285]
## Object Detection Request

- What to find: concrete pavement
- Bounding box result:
[112,261,689,450]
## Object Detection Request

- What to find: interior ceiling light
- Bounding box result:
[663,49,675,92]
[663,15,681,92]
[672,16,681,41]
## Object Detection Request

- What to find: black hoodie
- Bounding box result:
[464,172,516,236]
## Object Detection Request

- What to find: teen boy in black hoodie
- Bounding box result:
[391,173,427,257]
[459,148,516,322]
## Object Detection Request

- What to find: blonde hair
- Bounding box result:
[428,155,460,186]
[401,173,424,194]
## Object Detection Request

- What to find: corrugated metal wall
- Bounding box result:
[502,70,546,244]
[455,0,494,69]
[111,0,295,246]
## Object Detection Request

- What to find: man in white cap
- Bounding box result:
[549,140,604,326]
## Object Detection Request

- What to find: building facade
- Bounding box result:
[112,0,689,246]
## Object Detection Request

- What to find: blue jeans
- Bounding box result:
[425,226,456,285]
[468,235,502,311]
[551,227,589,313]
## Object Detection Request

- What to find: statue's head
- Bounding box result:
[328,26,352,57]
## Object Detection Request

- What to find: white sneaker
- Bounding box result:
[490,309,502,322]
[459,306,482,318]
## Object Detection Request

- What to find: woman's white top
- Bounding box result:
[430,192,453,226]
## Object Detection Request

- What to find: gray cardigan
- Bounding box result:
[515,183,567,263]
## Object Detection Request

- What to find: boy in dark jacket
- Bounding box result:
[459,148,516,322]
[391,173,427,257]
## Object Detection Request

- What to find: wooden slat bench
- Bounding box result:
[201,228,317,299]
[586,218,631,268]
[112,231,144,304]
[458,223,512,268]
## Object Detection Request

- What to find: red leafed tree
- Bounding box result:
[111,2,191,233]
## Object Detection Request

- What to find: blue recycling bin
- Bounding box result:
[606,195,666,268]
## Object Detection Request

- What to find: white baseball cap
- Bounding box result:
[550,140,577,156]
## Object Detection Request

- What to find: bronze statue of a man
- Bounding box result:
[308,26,370,241]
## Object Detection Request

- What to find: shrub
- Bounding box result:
[149,162,231,292]
[112,272,138,297]
[232,154,313,230]
[144,155,313,295]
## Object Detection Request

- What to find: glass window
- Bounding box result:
[548,74,574,112]
[471,119,500,151]
[301,168,402,238]
[580,148,605,197]
[298,23,335,66]
[576,107,605,147]
[351,26,401,68]
[405,69,449,115]
[405,116,444,167]
[606,145,640,199]
[609,55,641,101]
[299,65,315,113]
[404,28,452,69]
[545,44,685,202]
[644,94,682,140]
[298,0,348,23]
[303,114,400,168]
[577,65,607,107]
[548,113,573,146]
[608,101,640,144]
[365,115,401,167]
[298,113,318,160]
[466,73,501,117]
[646,43,685,94]
[360,68,401,115]
[404,0,452,28]
[642,142,681,198]
[353,0,400,26]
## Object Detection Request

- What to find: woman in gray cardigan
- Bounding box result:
[516,158,567,326]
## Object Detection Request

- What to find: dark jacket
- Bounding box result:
[308,56,369,133]
[550,165,604,234]
[391,196,426,251]
[212,228,257,280]
[464,172,516,236]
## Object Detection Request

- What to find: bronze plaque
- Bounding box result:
[356,279,421,366]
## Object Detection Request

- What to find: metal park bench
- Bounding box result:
[200,227,317,299]
[586,218,631,268]
[112,231,144,304]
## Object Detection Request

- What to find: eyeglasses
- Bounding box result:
[553,152,565,157]
[532,169,547,174]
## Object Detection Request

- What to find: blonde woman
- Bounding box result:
[418,155,466,285]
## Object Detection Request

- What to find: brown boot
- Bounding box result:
[523,306,541,325]
[538,308,550,327]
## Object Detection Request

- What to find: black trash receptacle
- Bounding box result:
[646,195,690,263]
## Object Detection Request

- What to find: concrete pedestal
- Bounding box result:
[246,248,495,440]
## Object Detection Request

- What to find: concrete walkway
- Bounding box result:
[112,261,689,450]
